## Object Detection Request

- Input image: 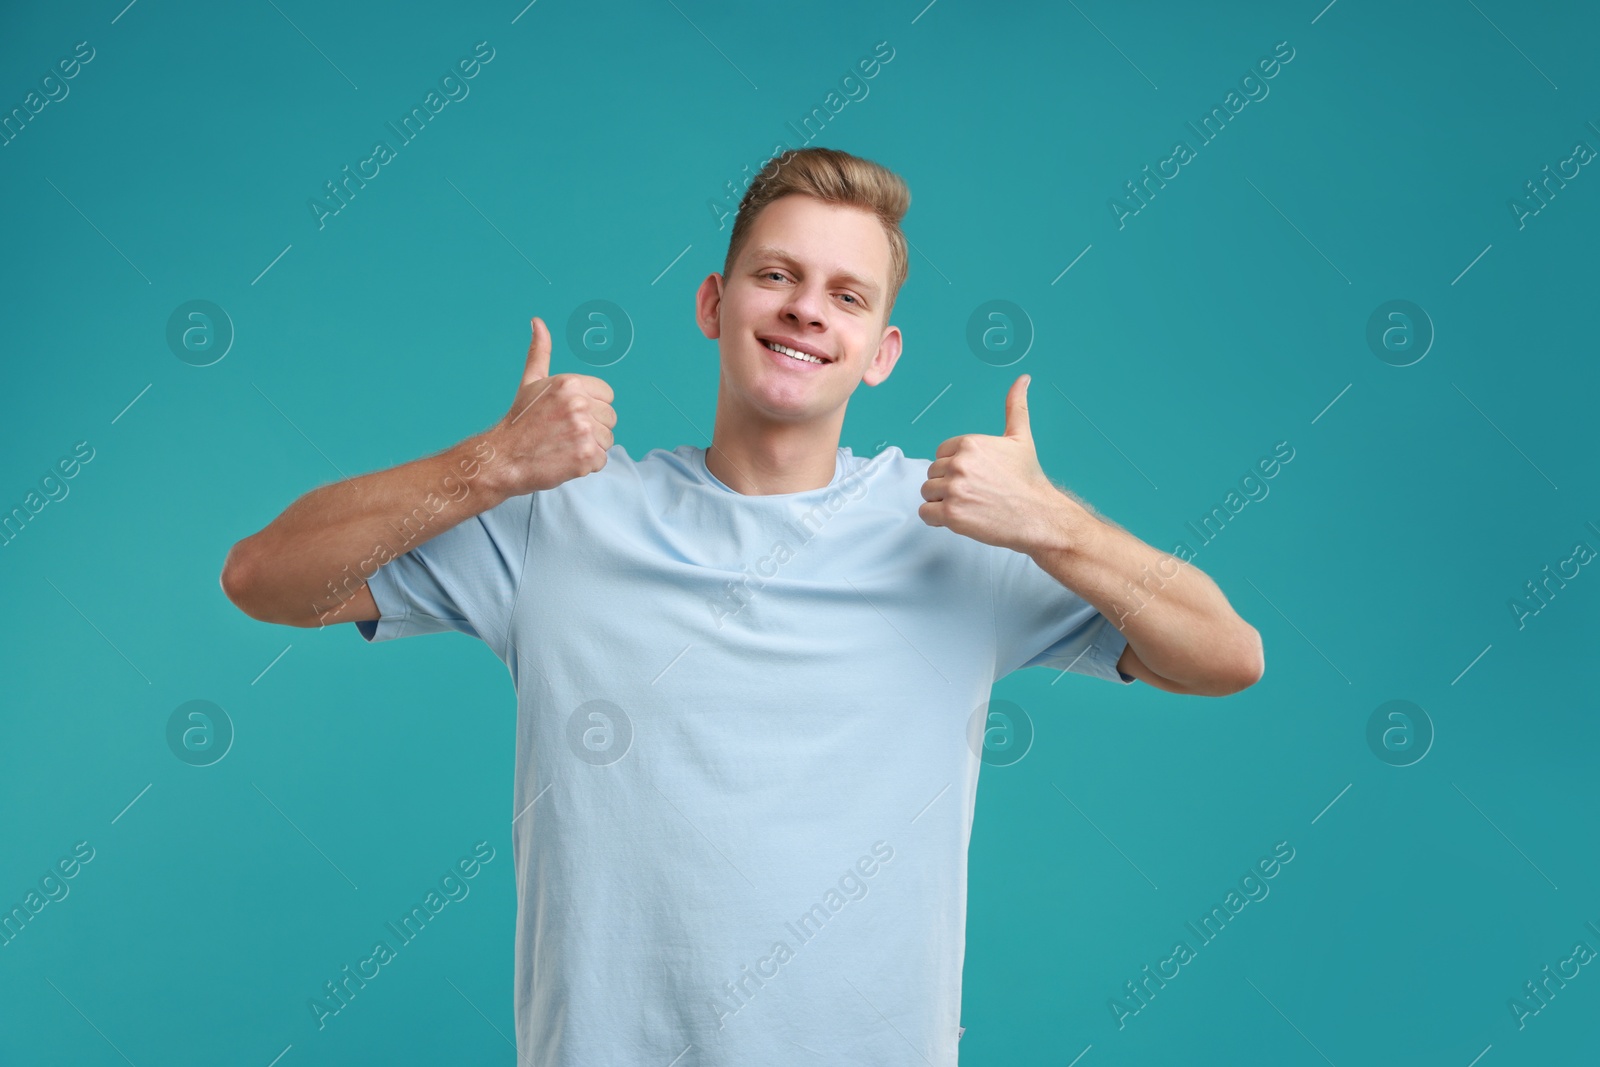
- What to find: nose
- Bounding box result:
[780,281,827,329]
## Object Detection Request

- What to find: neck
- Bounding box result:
[705,410,845,496]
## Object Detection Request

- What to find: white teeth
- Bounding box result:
[764,340,826,364]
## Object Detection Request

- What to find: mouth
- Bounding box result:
[759,336,833,366]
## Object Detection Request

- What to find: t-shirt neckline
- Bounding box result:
[692,445,851,499]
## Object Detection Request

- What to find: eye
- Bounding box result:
[763,270,788,283]
[839,292,860,305]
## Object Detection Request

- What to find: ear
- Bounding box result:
[862,323,903,387]
[695,273,725,340]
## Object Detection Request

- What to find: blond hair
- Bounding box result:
[722,147,911,316]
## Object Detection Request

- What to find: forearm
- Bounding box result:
[221,433,506,625]
[1026,491,1262,693]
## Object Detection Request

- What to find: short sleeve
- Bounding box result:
[354,491,536,656]
[989,543,1135,684]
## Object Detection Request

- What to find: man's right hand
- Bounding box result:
[484,316,618,496]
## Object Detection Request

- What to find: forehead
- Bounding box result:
[740,195,889,295]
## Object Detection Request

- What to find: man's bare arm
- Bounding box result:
[219,438,510,628]
[218,317,616,629]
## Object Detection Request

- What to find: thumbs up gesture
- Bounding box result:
[483,316,618,495]
[918,374,1063,553]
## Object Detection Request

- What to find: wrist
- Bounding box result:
[449,432,512,507]
[1026,490,1100,566]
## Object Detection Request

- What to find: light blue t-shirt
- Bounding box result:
[357,443,1133,1065]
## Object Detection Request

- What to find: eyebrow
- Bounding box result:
[746,245,882,302]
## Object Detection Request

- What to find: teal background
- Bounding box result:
[3,0,1597,1063]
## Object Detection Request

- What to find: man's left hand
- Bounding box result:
[918,374,1071,555]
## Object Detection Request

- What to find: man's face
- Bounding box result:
[697,194,902,424]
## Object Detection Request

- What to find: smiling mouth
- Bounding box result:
[761,339,830,365]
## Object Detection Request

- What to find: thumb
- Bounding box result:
[522,316,552,385]
[1004,374,1032,439]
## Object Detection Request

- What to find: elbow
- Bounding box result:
[1220,627,1265,696]
[1189,627,1264,698]
[220,541,266,621]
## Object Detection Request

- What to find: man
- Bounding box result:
[220,146,1262,1065]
